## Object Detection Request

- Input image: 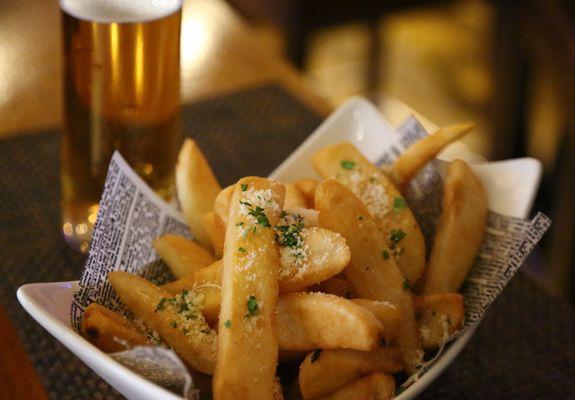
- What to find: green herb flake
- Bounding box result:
[275,222,304,248]
[403,279,410,290]
[340,160,356,170]
[389,229,407,244]
[236,221,244,227]
[393,197,407,213]
[170,321,178,329]
[241,184,248,191]
[155,298,167,312]
[246,295,259,317]
[238,247,247,253]
[182,328,190,335]
[382,250,390,260]
[224,319,232,329]
[248,206,271,227]
[311,349,322,363]
[279,210,287,219]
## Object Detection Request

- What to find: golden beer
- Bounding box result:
[60,0,182,252]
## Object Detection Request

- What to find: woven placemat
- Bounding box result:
[1,83,574,399]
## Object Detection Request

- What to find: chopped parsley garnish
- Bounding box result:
[311,349,322,363]
[340,160,356,170]
[236,222,244,227]
[393,197,407,213]
[246,295,259,317]
[279,210,287,219]
[248,206,271,227]
[388,229,407,259]
[238,247,247,253]
[382,250,390,260]
[389,229,407,243]
[155,298,167,312]
[241,184,248,191]
[224,319,232,329]
[403,279,410,290]
[275,221,305,248]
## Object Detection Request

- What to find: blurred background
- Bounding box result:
[223,0,575,303]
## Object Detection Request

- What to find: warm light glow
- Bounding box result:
[181,12,211,68]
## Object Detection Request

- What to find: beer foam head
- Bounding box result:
[61,0,182,23]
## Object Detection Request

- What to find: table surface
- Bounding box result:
[0,0,329,397]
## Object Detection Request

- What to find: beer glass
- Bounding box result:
[60,0,183,252]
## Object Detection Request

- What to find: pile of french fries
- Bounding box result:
[80,123,487,400]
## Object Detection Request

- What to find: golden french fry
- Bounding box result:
[388,123,475,188]
[214,185,234,224]
[317,372,395,400]
[154,234,215,279]
[214,177,285,400]
[163,260,223,294]
[415,293,464,350]
[202,211,226,258]
[294,178,319,208]
[422,160,487,294]
[315,179,422,373]
[191,285,221,327]
[278,227,350,293]
[164,226,349,295]
[108,271,217,374]
[277,292,383,351]
[284,207,319,227]
[312,142,425,287]
[299,347,401,399]
[176,139,222,248]
[285,183,308,209]
[351,299,401,345]
[312,276,355,298]
[81,303,149,352]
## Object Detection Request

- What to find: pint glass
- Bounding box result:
[60,0,182,252]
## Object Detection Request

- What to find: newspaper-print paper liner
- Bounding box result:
[71,115,550,398]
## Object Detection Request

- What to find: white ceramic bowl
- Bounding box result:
[18,97,542,400]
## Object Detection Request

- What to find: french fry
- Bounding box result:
[387,123,475,188]
[284,207,319,227]
[422,160,487,294]
[214,185,234,224]
[351,299,401,345]
[214,177,285,400]
[312,276,355,298]
[299,347,401,399]
[154,234,215,279]
[312,142,426,287]
[415,293,464,350]
[163,260,223,294]
[202,211,226,258]
[81,303,149,352]
[285,183,308,209]
[108,271,217,374]
[277,292,383,351]
[317,373,395,400]
[164,227,349,295]
[176,139,222,248]
[315,179,422,373]
[294,178,319,208]
[278,227,350,293]
[190,285,221,327]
